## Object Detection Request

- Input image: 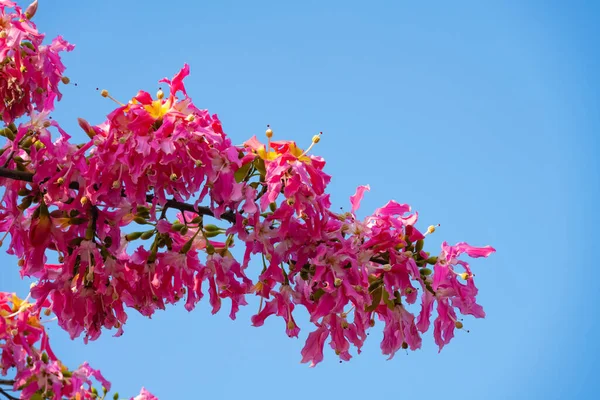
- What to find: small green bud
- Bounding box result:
[41,352,49,363]
[204,229,222,238]
[426,256,438,265]
[171,223,185,231]
[180,239,194,254]
[206,243,215,255]
[415,239,424,253]
[133,216,148,224]
[113,393,119,400]
[125,231,143,241]
[420,268,432,276]
[180,226,189,235]
[269,202,276,212]
[203,224,221,232]
[140,230,155,240]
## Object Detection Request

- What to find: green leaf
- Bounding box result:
[234,162,252,183]
[366,287,383,312]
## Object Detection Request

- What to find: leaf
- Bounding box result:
[366,287,383,312]
[234,161,252,183]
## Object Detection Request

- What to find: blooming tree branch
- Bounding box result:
[0,1,495,398]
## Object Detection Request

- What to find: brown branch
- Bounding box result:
[0,167,236,223]
[0,387,18,400]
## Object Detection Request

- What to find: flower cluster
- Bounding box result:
[0,61,495,366]
[0,4,496,396]
[0,291,112,399]
[0,0,73,124]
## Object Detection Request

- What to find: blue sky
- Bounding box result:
[1,1,599,399]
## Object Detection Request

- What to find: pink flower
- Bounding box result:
[132,388,159,400]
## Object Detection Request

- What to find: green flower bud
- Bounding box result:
[171,223,185,231]
[420,268,432,276]
[415,239,424,253]
[204,229,222,238]
[206,243,215,255]
[133,216,148,224]
[125,232,143,241]
[140,230,155,240]
[41,352,48,363]
[203,224,221,232]
[426,256,438,265]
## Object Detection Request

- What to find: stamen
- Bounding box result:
[299,131,323,158]
[99,89,125,106]
[424,224,441,236]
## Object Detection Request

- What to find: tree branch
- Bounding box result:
[0,167,236,223]
[0,387,18,400]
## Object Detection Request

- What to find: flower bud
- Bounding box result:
[419,268,432,276]
[41,352,49,363]
[415,239,424,253]
[140,230,155,240]
[203,224,221,232]
[204,229,222,238]
[125,232,143,241]
[113,393,119,400]
[133,216,148,224]
[25,0,38,19]
[206,242,215,255]
[171,223,185,231]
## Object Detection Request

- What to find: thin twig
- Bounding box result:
[0,387,18,400]
[0,167,236,223]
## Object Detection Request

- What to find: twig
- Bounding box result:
[0,387,18,400]
[0,167,236,223]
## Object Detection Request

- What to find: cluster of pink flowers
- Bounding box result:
[0,291,110,399]
[0,292,158,399]
[0,0,495,397]
[0,59,495,366]
[0,0,73,124]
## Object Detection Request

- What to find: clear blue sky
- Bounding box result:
[1,1,599,399]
